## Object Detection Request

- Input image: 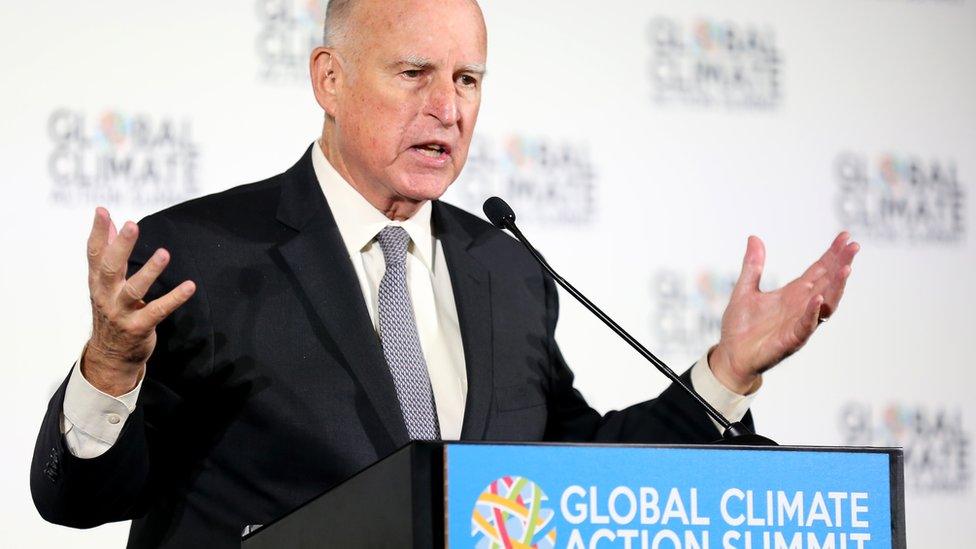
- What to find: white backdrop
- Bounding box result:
[1,0,973,546]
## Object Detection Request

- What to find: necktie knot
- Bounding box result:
[376,225,410,268]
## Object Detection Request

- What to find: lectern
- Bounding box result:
[242,442,905,548]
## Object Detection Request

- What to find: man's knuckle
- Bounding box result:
[149,301,168,321]
[124,322,153,342]
[126,318,150,335]
[121,280,142,301]
[99,261,121,278]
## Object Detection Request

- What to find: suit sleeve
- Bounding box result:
[539,273,754,444]
[30,211,214,528]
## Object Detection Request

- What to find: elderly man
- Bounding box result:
[31,0,857,547]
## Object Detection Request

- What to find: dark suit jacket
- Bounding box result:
[31,146,747,547]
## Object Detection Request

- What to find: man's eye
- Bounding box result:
[402,70,422,79]
[457,74,478,87]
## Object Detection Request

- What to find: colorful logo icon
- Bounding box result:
[472,476,556,549]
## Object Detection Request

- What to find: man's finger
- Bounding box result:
[136,281,196,328]
[821,232,853,273]
[800,232,850,283]
[98,221,139,284]
[839,240,860,267]
[86,207,112,267]
[813,240,859,306]
[120,248,171,305]
[107,215,118,245]
[733,235,765,296]
[830,231,850,254]
[821,264,853,311]
[822,231,850,265]
[794,293,825,345]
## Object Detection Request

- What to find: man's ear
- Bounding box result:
[310,47,341,117]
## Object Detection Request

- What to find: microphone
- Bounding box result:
[483,196,776,446]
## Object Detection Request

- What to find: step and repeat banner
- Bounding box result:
[1,0,972,546]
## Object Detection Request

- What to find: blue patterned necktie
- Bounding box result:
[375,225,441,440]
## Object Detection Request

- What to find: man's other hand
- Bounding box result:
[83,207,196,396]
[709,232,860,394]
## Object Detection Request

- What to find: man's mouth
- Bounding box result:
[411,142,451,158]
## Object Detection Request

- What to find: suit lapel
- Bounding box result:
[434,202,494,441]
[273,148,410,448]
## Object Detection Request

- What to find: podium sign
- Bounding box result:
[242,442,904,548]
[446,444,904,549]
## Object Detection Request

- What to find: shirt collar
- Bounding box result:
[311,141,434,273]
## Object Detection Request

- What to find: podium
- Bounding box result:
[242,443,905,548]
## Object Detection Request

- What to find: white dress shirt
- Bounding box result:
[60,141,756,458]
[310,143,469,439]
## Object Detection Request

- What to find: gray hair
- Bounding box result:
[322,0,355,48]
[322,0,482,49]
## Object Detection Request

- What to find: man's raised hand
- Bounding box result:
[83,207,196,396]
[708,232,860,395]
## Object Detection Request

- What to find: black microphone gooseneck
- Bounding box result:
[483,196,776,446]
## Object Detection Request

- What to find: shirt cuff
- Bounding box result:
[60,347,144,457]
[689,352,758,433]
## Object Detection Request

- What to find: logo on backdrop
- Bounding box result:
[47,108,200,207]
[647,17,782,109]
[448,134,597,225]
[255,0,324,82]
[472,476,556,549]
[650,269,778,359]
[650,269,734,359]
[649,270,777,359]
[840,402,970,493]
[835,152,966,243]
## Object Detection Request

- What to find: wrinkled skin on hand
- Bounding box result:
[83,207,196,396]
[709,232,860,395]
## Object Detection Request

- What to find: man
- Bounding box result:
[31,0,858,547]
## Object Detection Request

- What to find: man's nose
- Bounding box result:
[424,77,460,126]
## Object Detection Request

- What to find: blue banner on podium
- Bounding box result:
[445,444,894,549]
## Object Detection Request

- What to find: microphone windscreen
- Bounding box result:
[483,196,516,228]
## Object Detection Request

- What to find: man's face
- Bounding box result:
[327,0,487,207]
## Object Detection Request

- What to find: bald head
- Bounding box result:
[322,0,484,53]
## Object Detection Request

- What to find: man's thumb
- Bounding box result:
[734,235,765,296]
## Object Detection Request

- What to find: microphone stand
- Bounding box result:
[487,199,776,446]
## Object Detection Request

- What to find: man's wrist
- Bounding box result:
[707,344,762,396]
[81,345,145,397]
